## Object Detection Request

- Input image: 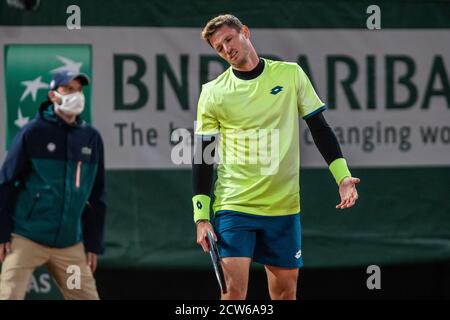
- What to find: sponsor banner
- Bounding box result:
[1,27,450,168]
[4,44,92,148]
[25,266,63,300]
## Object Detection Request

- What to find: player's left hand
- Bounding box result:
[336,176,360,209]
[87,252,98,273]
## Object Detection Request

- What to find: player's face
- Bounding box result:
[210,24,251,68]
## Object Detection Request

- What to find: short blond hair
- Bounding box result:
[201,14,244,46]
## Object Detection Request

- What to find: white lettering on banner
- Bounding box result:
[26,273,51,294]
[0,28,449,168]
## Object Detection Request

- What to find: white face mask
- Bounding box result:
[53,91,85,115]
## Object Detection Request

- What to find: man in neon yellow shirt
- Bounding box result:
[192,14,360,300]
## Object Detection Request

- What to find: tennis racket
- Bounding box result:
[207,230,227,294]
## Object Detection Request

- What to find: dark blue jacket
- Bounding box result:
[0,101,106,254]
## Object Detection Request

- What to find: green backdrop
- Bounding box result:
[1,0,449,273]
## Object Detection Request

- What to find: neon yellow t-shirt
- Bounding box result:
[195,59,325,216]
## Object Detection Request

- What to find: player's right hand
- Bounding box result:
[0,242,12,262]
[336,176,360,209]
[196,221,216,253]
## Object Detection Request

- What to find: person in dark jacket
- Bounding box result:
[0,70,106,300]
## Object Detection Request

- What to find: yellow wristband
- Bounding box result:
[192,195,211,223]
[329,158,351,185]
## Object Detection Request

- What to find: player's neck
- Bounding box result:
[232,48,259,72]
[232,58,264,80]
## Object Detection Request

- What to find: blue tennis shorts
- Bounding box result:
[213,210,303,268]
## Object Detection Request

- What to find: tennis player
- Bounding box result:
[192,14,360,300]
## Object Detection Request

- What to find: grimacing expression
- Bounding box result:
[210,25,251,68]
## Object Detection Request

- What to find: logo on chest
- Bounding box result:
[270,86,283,95]
[47,142,56,153]
[81,147,92,156]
